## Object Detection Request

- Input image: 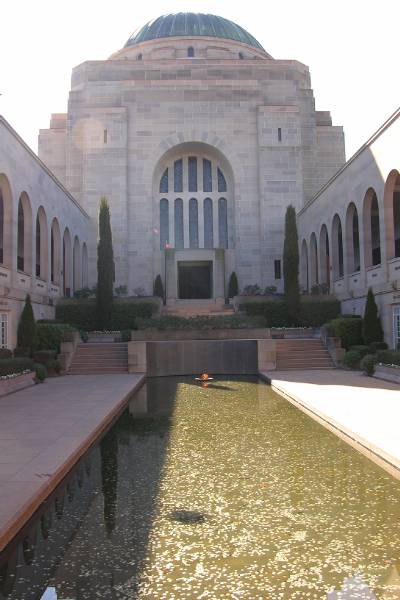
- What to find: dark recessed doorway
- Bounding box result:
[178,261,213,299]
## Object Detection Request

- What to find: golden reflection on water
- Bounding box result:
[132,378,400,600]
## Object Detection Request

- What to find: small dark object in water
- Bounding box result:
[169,509,205,524]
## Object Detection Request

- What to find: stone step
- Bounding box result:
[69,342,129,375]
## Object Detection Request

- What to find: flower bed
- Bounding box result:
[0,370,35,398]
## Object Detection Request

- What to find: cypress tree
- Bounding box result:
[362,287,384,344]
[96,198,115,330]
[283,204,300,324]
[17,293,37,353]
[153,274,164,299]
[228,272,239,298]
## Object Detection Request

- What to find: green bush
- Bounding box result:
[34,363,47,382]
[240,299,340,327]
[348,345,369,358]
[56,299,157,331]
[48,359,62,374]
[33,350,57,366]
[0,358,34,376]
[120,330,131,342]
[325,317,363,350]
[136,315,267,330]
[376,350,400,366]
[74,287,92,299]
[80,330,89,343]
[36,323,75,352]
[0,349,12,359]
[343,350,362,369]
[368,341,388,353]
[13,347,30,358]
[361,354,376,376]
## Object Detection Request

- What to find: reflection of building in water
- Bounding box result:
[0,448,101,600]
[327,575,377,599]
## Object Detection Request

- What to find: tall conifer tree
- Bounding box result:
[283,204,300,324]
[362,287,384,344]
[17,293,37,353]
[96,198,115,329]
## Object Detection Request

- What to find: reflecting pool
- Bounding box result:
[1,377,400,599]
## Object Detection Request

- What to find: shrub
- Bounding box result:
[240,299,340,328]
[80,330,89,343]
[34,363,47,382]
[228,272,239,298]
[283,205,300,324]
[56,299,157,331]
[325,317,363,350]
[74,287,92,299]
[0,358,34,376]
[264,285,277,295]
[17,294,37,354]
[368,341,388,353]
[0,349,12,359]
[120,329,131,342]
[33,350,57,366]
[376,350,400,366]
[48,359,62,375]
[361,354,376,377]
[343,350,362,369]
[363,288,384,345]
[348,345,369,358]
[136,315,267,330]
[153,275,164,300]
[242,284,263,296]
[13,347,30,358]
[114,285,127,297]
[36,323,75,352]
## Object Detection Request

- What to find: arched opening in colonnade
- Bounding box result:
[35,207,48,280]
[383,170,400,259]
[17,193,32,274]
[309,233,318,287]
[300,239,309,291]
[73,236,81,292]
[82,243,88,288]
[363,188,381,267]
[63,228,72,297]
[0,174,13,267]
[51,218,61,285]
[319,224,330,288]
[331,214,344,280]
[345,203,360,274]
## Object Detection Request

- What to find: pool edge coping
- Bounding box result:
[0,374,146,552]
[260,371,400,481]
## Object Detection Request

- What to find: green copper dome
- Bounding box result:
[125,13,265,51]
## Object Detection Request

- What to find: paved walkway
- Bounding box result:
[262,369,400,478]
[0,373,144,550]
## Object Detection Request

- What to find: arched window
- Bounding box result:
[160,199,169,250]
[217,168,227,193]
[36,216,41,277]
[363,188,381,267]
[332,214,344,280]
[174,159,183,193]
[189,198,199,248]
[319,225,330,287]
[188,157,197,192]
[384,171,400,259]
[188,46,194,57]
[0,174,13,267]
[82,243,88,288]
[0,190,3,264]
[204,198,213,248]
[371,193,381,265]
[239,52,244,59]
[174,199,184,249]
[159,168,168,193]
[137,53,143,61]
[51,218,61,285]
[301,239,309,291]
[17,201,24,272]
[35,207,48,280]
[310,233,318,287]
[73,236,81,292]
[218,198,228,249]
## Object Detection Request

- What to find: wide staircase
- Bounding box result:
[275,338,334,370]
[69,342,128,375]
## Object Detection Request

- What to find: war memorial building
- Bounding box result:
[0,12,399,346]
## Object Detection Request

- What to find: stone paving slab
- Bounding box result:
[0,373,144,551]
[261,369,400,478]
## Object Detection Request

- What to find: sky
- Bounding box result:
[0,0,399,159]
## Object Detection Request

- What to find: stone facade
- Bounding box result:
[0,117,89,348]
[39,26,344,302]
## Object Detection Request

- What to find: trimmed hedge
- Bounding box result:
[0,349,12,359]
[376,350,400,366]
[343,350,362,369]
[239,299,340,327]
[361,354,376,376]
[56,299,157,331]
[136,315,267,330]
[33,350,57,366]
[325,317,363,350]
[349,345,369,358]
[0,358,34,376]
[37,324,75,352]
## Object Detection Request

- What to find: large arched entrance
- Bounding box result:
[153,142,234,301]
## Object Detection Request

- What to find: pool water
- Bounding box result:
[2,377,400,599]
